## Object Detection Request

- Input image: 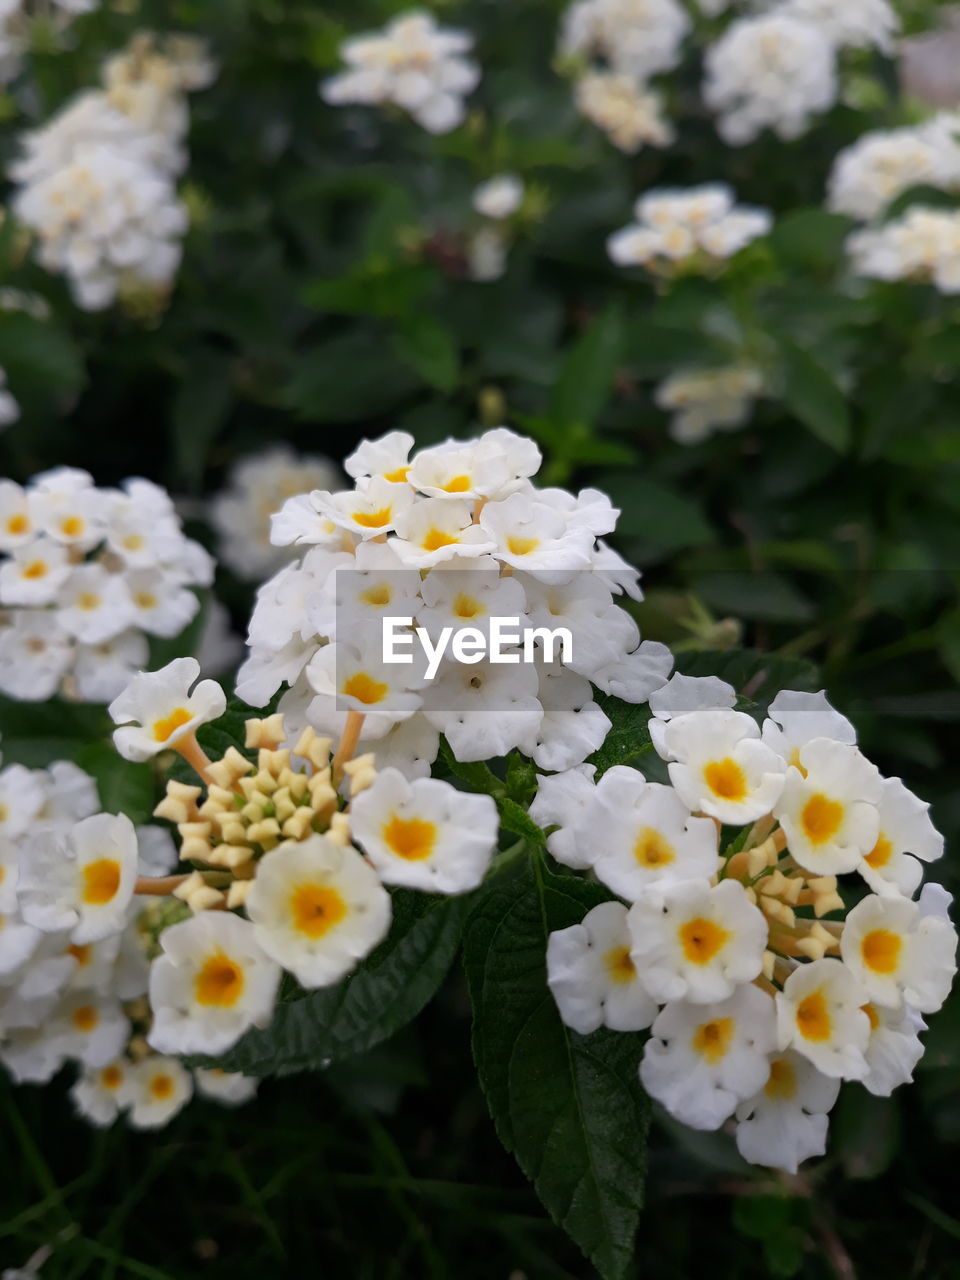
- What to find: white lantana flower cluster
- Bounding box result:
[655,365,765,444]
[101,660,500,1058]
[236,427,673,776]
[321,10,480,135]
[828,117,960,222]
[543,679,956,1173]
[847,207,960,295]
[0,467,213,702]
[10,32,214,310]
[0,750,254,1128]
[210,445,341,583]
[607,184,771,273]
[559,0,685,154]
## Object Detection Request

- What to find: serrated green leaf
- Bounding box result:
[586,693,653,777]
[198,890,465,1076]
[464,857,648,1280]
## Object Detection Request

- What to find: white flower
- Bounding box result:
[392,497,495,568]
[0,538,72,606]
[305,643,423,739]
[74,629,150,703]
[860,1002,926,1097]
[127,1056,194,1128]
[827,123,960,223]
[640,985,777,1130]
[351,769,498,893]
[472,175,524,221]
[34,759,99,828]
[51,992,129,1068]
[559,0,690,82]
[194,1067,259,1106]
[774,738,882,875]
[548,900,657,1035]
[840,893,957,1013]
[18,813,138,944]
[422,656,542,762]
[608,184,771,271]
[654,365,765,444]
[761,688,856,769]
[648,673,736,753]
[316,477,416,541]
[344,431,415,484]
[356,713,440,781]
[0,480,35,550]
[848,206,960,295]
[734,1050,840,1173]
[629,879,767,1005]
[148,911,282,1056]
[575,73,674,154]
[211,445,341,582]
[57,564,135,644]
[71,1059,130,1127]
[859,776,944,898]
[778,0,899,53]
[0,763,45,840]
[775,957,870,1078]
[245,835,391,989]
[109,658,227,762]
[522,661,611,772]
[0,612,74,701]
[658,707,787,824]
[478,493,594,575]
[588,769,719,899]
[322,10,480,134]
[703,14,837,146]
[528,763,599,870]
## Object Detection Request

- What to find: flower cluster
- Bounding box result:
[322,10,480,136]
[654,365,765,444]
[101,659,500,1057]
[574,72,674,154]
[828,118,960,222]
[10,32,214,309]
[543,679,956,1173]
[210,445,341,583]
[0,749,254,1128]
[847,208,960,295]
[0,467,213,702]
[467,174,526,282]
[236,427,673,775]
[608,184,771,273]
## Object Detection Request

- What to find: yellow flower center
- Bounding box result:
[422,528,458,552]
[6,514,28,536]
[865,835,893,869]
[861,928,902,975]
[764,1057,797,1100]
[82,858,121,905]
[703,757,747,802]
[795,989,831,1042]
[72,1004,99,1033]
[342,672,388,705]
[123,533,145,550]
[862,1002,880,1031]
[442,474,471,493]
[150,1072,174,1100]
[354,507,392,529]
[692,1017,734,1064]
[453,592,484,619]
[23,560,48,580]
[61,515,84,536]
[102,1064,123,1090]
[290,884,348,938]
[506,535,539,557]
[361,584,392,607]
[135,591,158,609]
[68,943,92,966]
[77,591,101,611]
[382,813,437,861]
[633,827,675,868]
[800,793,844,846]
[383,466,409,483]
[604,945,636,984]
[679,917,731,965]
[195,953,246,1007]
[152,707,192,743]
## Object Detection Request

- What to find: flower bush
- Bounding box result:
[1,1,959,1277]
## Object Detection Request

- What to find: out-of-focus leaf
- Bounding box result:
[778,339,851,452]
[547,304,623,430]
[392,314,460,392]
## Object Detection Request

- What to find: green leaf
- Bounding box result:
[548,304,623,431]
[587,693,654,777]
[496,795,546,845]
[778,340,852,452]
[170,349,234,491]
[464,856,648,1280]
[769,210,851,273]
[0,312,84,402]
[73,743,157,826]
[692,570,814,624]
[392,315,460,392]
[201,891,465,1076]
[437,738,504,797]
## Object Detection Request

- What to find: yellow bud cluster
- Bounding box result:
[151,715,372,886]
